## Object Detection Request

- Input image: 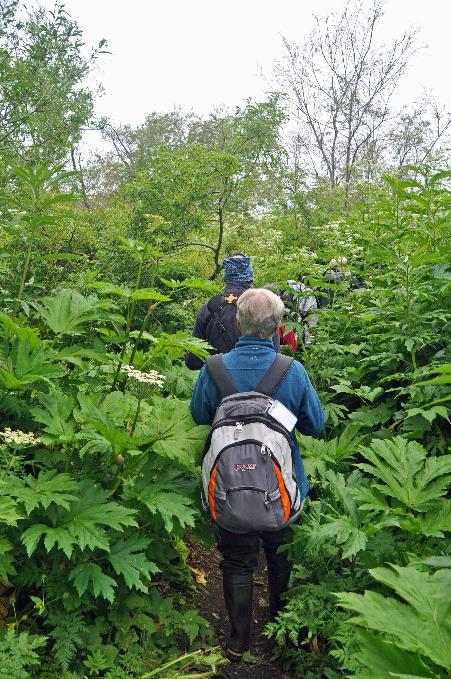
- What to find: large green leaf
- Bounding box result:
[129,288,171,302]
[159,276,220,294]
[404,405,449,425]
[135,470,198,533]
[336,564,451,669]
[0,537,16,582]
[411,499,451,538]
[0,336,65,391]
[21,484,137,558]
[69,562,117,602]
[0,494,24,526]
[316,514,368,559]
[39,288,120,335]
[57,345,111,368]
[78,408,148,459]
[300,424,363,474]
[350,630,439,679]
[108,535,160,591]
[356,437,451,512]
[145,395,209,467]
[306,471,398,559]
[0,313,40,346]
[149,331,212,362]
[96,390,137,426]
[348,404,393,427]
[414,364,451,387]
[30,390,76,444]
[9,470,78,514]
[90,281,132,298]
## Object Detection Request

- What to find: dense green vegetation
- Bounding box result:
[0,1,449,677]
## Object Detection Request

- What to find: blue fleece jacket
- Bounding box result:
[190,336,325,500]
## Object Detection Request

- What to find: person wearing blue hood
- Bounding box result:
[185,253,280,369]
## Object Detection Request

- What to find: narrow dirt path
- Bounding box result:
[189,541,287,679]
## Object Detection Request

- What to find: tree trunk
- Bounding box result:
[71,147,90,208]
[210,206,225,279]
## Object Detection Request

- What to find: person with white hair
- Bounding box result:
[191,288,324,663]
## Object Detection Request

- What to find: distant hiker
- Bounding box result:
[265,278,317,351]
[263,283,297,352]
[282,278,318,347]
[190,288,324,663]
[317,257,351,308]
[185,253,280,369]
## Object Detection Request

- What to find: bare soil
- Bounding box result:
[189,541,290,679]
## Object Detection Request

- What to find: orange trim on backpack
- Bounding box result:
[208,466,218,521]
[273,463,291,521]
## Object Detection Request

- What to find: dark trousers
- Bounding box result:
[216,525,293,652]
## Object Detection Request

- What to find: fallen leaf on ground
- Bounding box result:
[189,565,208,586]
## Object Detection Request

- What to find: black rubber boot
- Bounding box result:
[222,573,253,658]
[267,559,291,619]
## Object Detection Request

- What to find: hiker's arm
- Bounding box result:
[190,367,219,425]
[185,304,209,370]
[295,366,325,436]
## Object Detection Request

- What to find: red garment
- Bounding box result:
[278,325,298,352]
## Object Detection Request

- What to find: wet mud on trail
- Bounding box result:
[189,541,289,679]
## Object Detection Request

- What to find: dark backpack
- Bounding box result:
[201,354,303,533]
[205,293,241,354]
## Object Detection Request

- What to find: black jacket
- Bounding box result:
[185,284,280,370]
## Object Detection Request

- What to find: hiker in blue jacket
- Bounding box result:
[191,288,324,662]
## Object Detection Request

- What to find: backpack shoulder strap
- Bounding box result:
[206,354,238,399]
[255,355,294,396]
[207,294,226,314]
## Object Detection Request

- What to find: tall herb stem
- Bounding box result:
[112,254,147,391]
[13,239,33,317]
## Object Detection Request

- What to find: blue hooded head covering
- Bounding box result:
[223,254,253,285]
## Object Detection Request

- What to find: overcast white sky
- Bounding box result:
[40,0,451,147]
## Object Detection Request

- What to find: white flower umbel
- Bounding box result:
[1,428,40,446]
[120,365,165,388]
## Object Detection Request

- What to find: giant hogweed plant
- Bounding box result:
[0,275,214,676]
[268,169,450,678]
[270,412,450,674]
[335,561,451,678]
[0,164,80,318]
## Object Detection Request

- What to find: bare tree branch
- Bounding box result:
[273,0,418,193]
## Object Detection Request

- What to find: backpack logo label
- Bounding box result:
[235,463,257,472]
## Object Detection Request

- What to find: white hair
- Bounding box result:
[236,288,284,338]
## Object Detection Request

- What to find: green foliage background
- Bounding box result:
[0,2,449,678]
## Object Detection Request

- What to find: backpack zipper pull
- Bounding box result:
[261,443,271,459]
[234,422,243,440]
[261,443,272,462]
[264,492,270,510]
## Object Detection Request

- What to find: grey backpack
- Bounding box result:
[201,354,303,533]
